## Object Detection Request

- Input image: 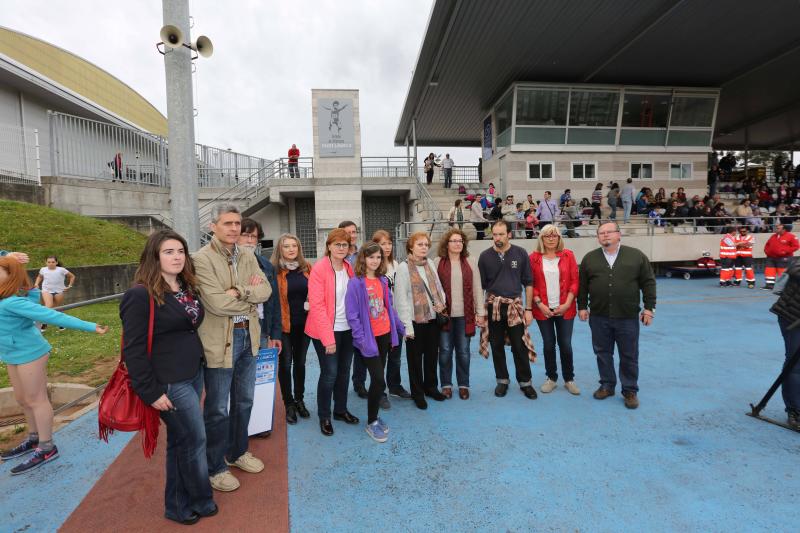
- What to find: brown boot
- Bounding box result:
[592,387,615,400]
[623,391,639,409]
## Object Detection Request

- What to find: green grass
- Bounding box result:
[0,199,147,266]
[0,301,122,388]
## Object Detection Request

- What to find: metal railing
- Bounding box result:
[195,144,272,188]
[361,157,415,178]
[50,111,168,186]
[0,292,124,428]
[0,123,41,185]
[274,157,315,179]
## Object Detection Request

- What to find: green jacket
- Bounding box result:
[577,245,656,319]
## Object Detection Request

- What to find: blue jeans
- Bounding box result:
[779,317,800,412]
[589,316,639,393]
[161,369,215,522]
[609,201,617,220]
[204,328,256,476]
[622,199,633,222]
[313,330,353,420]
[536,316,575,382]
[352,337,403,392]
[439,316,470,388]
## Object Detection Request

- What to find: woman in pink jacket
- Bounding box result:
[305,228,360,436]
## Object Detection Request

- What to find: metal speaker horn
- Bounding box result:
[159,25,184,49]
[191,35,214,58]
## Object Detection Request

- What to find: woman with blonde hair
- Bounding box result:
[434,228,485,400]
[270,233,312,425]
[305,228,359,435]
[394,232,447,409]
[528,224,580,395]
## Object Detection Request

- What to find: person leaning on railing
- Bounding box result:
[0,255,107,475]
[120,230,217,525]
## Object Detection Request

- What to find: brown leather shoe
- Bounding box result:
[442,388,453,399]
[593,387,615,400]
[458,388,469,400]
[623,391,639,409]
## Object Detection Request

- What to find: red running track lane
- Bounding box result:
[60,402,288,533]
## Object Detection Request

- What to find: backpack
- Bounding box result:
[458,184,466,194]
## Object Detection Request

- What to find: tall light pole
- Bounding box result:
[162,0,200,250]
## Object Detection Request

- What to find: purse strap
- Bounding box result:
[120,293,155,362]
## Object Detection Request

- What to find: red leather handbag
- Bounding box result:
[98,294,161,457]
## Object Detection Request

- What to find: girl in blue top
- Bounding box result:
[0,256,107,474]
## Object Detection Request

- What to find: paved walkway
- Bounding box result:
[0,278,796,532]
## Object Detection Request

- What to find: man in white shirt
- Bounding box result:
[441,154,454,189]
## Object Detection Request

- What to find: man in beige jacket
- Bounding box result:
[194,204,271,492]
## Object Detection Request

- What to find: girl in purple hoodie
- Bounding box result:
[345,242,405,443]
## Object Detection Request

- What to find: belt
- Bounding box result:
[233,320,249,329]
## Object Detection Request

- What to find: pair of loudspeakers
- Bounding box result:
[159,25,213,58]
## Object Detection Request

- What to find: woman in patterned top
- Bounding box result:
[120,230,217,525]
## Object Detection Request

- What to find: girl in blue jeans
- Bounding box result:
[121,230,217,525]
[434,228,485,400]
[345,243,405,442]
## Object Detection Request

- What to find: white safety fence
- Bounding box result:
[0,123,40,185]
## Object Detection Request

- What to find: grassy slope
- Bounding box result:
[0,199,146,266]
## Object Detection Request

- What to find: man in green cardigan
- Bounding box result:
[577,222,656,409]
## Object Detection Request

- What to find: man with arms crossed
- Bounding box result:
[194,204,271,492]
[478,220,538,399]
[578,222,656,409]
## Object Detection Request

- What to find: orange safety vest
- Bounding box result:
[734,233,754,258]
[719,234,737,259]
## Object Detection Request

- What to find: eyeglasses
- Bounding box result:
[240,233,259,242]
[332,243,349,249]
[448,239,464,244]
[598,230,620,236]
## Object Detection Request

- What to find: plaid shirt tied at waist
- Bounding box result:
[479,294,536,363]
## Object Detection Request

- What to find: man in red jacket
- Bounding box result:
[763,223,799,290]
[287,144,300,178]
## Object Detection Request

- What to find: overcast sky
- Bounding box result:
[3,0,479,164]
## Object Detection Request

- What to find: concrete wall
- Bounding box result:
[28,263,137,302]
[0,181,45,204]
[482,150,708,201]
[249,203,286,247]
[41,175,170,217]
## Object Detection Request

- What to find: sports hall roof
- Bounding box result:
[395,0,800,150]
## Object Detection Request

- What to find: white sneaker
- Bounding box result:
[209,470,240,492]
[564,381,581,395]
[226,451,264,473]
[540,378,557,393]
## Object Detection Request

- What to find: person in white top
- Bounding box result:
[441,153,455,189]
[394,232,447,410]
[528,225,580,395]
[34,256,76,331]
[433,229,485,400]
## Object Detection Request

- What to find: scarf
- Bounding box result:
[478,294,537,363]
[407,258,443,324]
[437,256,476,336]
[280,259,299,270]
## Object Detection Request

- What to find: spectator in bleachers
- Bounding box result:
[664,200,684,227]
[441,153,454,189]
[559,189,572,208]
[590,183,603,222]
[501,195,517,230]
[448,199,465,229]
[621,178,636,223]
[287,144,300,178]
[655,187,668,209]
[469,193,490,240]
[676,187,687,206]
[562,200,580,238]
[522,194,536,212]
[515,203,527,238]
[607,183,620,220]
[535,191,560,230]
[708,164,720,197]
[733,199,754,223]
[487,182,496,204]
[423,153,439,185]
[525,208,538,239]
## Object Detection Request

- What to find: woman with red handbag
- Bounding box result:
[0,256,107,474]
[120,230,217,525]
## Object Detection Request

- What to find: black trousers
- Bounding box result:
[406,320,440,400]
[278,327,310,406]
[590,202,602,220]
[360,334,389,423]
[487,304,532,386]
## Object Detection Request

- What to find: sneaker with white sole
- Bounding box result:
[377,416,389,434]
[10,446,59,475]
[365,421,388,443]
[540,378,557,393]
[564,381,581,395]
[1,438,38,461]
[209,470,240,492]
[225,451,264,473]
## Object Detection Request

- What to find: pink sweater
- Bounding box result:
[304,258,353,347]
